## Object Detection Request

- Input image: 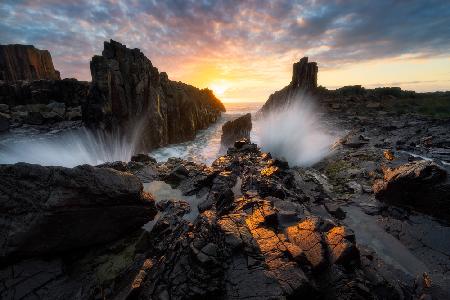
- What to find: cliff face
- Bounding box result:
[0,79,89,107]
[83,40,225,152]
[0,45,61,82]
[260,57,317,113]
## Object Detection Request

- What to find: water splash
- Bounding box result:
[0,127,138,167]
[253,95,335,167]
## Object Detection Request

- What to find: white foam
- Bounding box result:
[253,96,335,167]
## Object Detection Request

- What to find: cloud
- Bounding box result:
[0,0,449,95]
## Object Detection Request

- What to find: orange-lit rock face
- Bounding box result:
[383,149,395,161]
[285,218,327,270]
[260,166,279,177]
[218,198,311,295]
[325,226,358,266]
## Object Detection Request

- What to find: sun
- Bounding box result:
[210,82,227,97]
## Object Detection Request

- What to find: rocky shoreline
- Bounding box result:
[1,51,450,299]
[1,136,448,299]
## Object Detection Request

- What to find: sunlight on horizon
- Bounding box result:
[181,55,450,103]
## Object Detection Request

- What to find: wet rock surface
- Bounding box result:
[310,87,450,299]
[220,113,252,147]
[80,140,431,299]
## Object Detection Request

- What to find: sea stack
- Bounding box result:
[260,57,318,113]
[0,44,61,82]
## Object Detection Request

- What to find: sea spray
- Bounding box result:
[0,127,139,167]
[253,95,335,167]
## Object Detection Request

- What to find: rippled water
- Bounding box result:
[149,102,262,165]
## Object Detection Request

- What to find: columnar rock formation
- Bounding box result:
[220,113,252,147]
[83,40,225,152]
[260,57,318,113]
[0,44,61,82]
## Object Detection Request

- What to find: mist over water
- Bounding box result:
[254,97,335,167]
[149,102,262,164]
[0,128,138,167]
[0,100,333,167]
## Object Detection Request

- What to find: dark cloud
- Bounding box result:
[1,0,449,80]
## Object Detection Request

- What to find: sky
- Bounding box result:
[1,0,450,103]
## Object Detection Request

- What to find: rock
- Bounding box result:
[83,40,225,152]
[383,149,395,161]
[366,101,381,108]
[291,57,318,90]
[131,153,157,164]
[259,57,318,113]
[66,105,82,120]
[325,203,346,219]
[325,226,359,266]
[343,133,369,148]
[0,104,8,113]
[285,218,328,270]
[0,44,60,82]
[0,78,89,107]
[47,101,65,116]
[346,181,363,194]
[25,111,44,125]
[220,113,252,147]
[0,113,9,131]
[0,139,414,299]
[0,163,157,262]
[373,160,450,220]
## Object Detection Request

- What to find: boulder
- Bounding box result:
[0,44,60,82]
[373,160,450,219]
[0,163,157,262]
[220,113,252,147]
[83,40,225,152]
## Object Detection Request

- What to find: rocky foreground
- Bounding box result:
[1,134,449,299]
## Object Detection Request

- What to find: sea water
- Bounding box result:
[0,100,335,167]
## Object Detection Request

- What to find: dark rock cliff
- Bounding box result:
[260,57,318,113]
[83,40,225,152]
[220,113,252,147]
[0,44,61,82]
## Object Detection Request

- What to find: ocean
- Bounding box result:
[149,102,262,165]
